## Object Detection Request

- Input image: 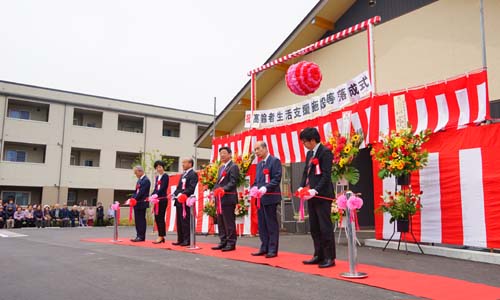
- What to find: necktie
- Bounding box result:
[219,164,226,177]
[306,150,314,186]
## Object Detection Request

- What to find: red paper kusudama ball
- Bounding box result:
[285,61,322,96]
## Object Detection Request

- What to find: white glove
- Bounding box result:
[125,198,131,205]
[297,187,303,193]
[151,194,158,198]
[309,189,318,197]
[258,186,267,195]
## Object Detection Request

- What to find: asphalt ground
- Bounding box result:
[0,226,498,300]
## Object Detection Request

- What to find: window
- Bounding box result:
[7,99,49,122]
[162,121,180,137]
[8,110,30,120]
[73,108,103,128]
[118,115,143,133]
[2,191,30,206]
[196,159,210,170]
[197,125,208,138]
[162,156,179,172]
[6,150,27,162]
[70,148,100,167]
[3,142,45,163]
[116,152,140,169]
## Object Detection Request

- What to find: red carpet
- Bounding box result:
[82,238,500,300]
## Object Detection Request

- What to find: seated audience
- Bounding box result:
[69,205,80,227]
[13,207,25,228]
[34,206,45,228]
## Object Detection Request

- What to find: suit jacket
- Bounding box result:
[173,169,198,206]
[253,155,282,206]
[213,161,240,206]
[300,143,334,199]
[152,173,169,200]
[132,175,151,210]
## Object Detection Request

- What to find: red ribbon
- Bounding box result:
[263,168,270,184]
[128,198,137,222]
[312,158,321,175]
[213,188,225,215]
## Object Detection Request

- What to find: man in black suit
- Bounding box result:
[130,165,150,242]
[173,158,198,246]
[251,141,282,258]
[298,127,336,268]
[212,147,240,252]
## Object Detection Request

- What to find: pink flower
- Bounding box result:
[336,195,347,210]
[347,196,363,210]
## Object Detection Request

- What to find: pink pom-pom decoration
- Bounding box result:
[111,202,120,211]
[336,194,347,210]
[249,186,260,198]
[285,61,322,96]
[186,196,197,207]
[347,196,363,210]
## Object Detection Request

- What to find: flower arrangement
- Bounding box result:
[233,152,255,187]
[377,189,422,223]
[371,127,431,179]
[331,200,343,223]
[323,131,364,185]
[234,190,249,218]
[202,200,217,219]
[200,161,221,190]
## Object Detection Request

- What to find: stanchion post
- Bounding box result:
[111,209,122,243]
[188,199,200,250]
[340,191,367,279]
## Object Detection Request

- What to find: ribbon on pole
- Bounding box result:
[186,195,197,219]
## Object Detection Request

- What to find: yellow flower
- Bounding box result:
[411,153,418,159]
[351,134,360,142]
[392,152,398,158]
[393,137,404,148]
[397,161,405,170]
[416,161,421,167]
[343,144,352,154]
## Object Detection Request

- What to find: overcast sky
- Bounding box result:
[0,1,318,115]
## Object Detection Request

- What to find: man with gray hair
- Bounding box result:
[251,141,282,258]
[129,165,151,242]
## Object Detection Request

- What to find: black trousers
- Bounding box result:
[257,203,280,254]
[175,203,190,243]
[307,198,336,261]
[217,204,237,247]
[155,200,167,237]
[134,207,147,240]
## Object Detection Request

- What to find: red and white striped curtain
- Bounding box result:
[374,123,500,248]
[212,70,489,164]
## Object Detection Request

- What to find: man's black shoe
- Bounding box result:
[302,256,321,265]
[318,259,335,268]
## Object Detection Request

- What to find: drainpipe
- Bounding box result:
[57,104,67,204]
[0,96,8,161]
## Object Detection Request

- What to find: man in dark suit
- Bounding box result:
[251,141,282,258]
[173,158,198,246]
[298,127,336,268]
[130,165,150,242]
[212,147,240,252]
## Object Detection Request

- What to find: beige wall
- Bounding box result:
[232,0,500,133]
[41,186,64,206]
[71,148,101,167]
[97,188,114,208]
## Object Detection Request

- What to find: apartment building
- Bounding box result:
[0,81,212,208]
